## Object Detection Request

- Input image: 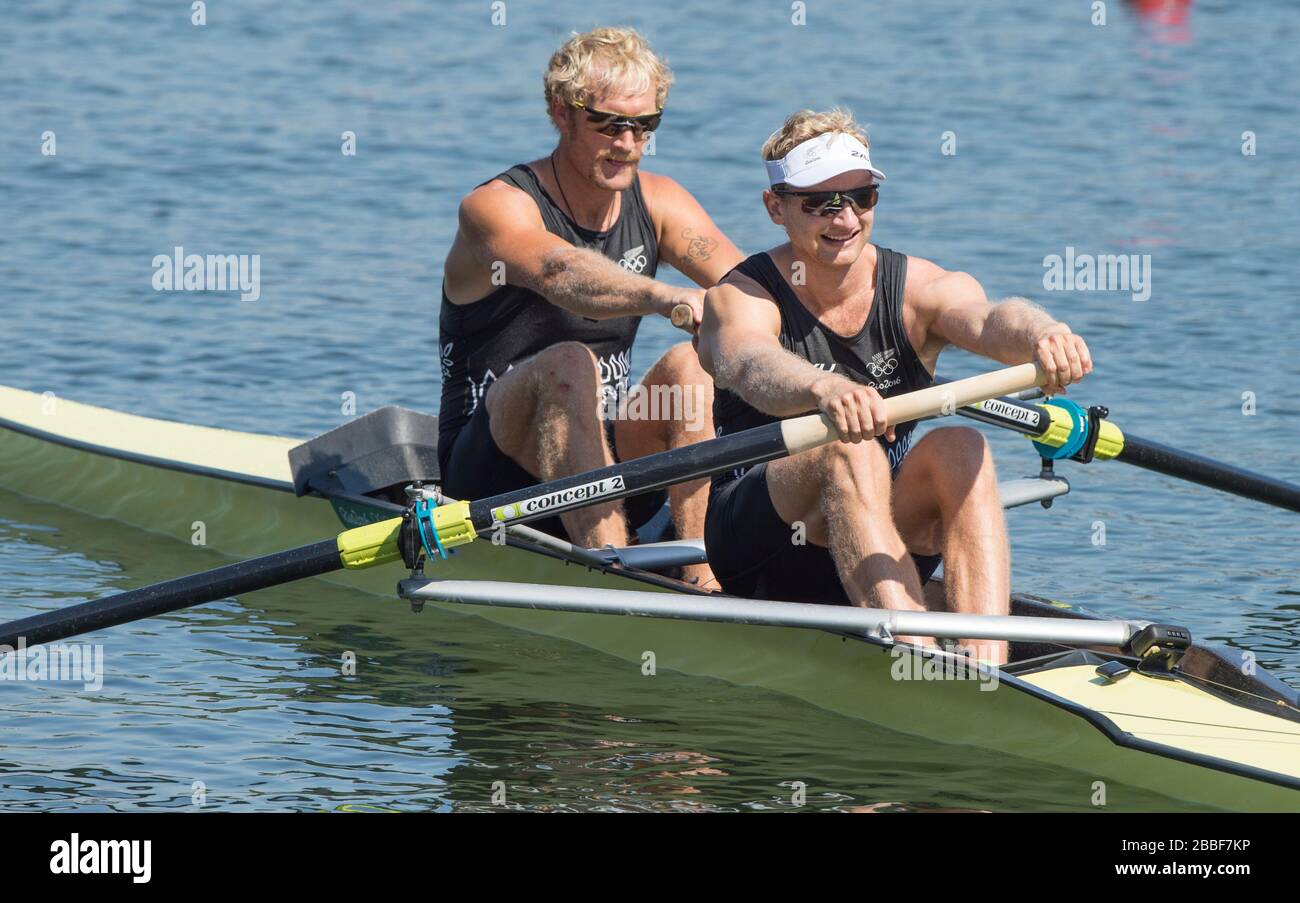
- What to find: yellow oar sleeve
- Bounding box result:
[336,516,404,570]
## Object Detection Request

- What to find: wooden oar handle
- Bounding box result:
[670,303,695,332]
[780,363,1046,454]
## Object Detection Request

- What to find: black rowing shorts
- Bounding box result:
[704,462,943,604]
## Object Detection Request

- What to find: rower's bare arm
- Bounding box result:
[642,173,744,289]
[448,181,687,321]
[699,279,892,441]
[918,268,1092,395]
[698,279,797,410]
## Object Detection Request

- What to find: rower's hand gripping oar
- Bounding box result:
[0,364,1045,649]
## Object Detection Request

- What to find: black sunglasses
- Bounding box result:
[774,184,879,216]
[571,101,663,138]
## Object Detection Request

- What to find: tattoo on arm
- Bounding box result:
[681,228,718,262]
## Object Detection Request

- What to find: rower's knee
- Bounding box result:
[641,341,714,437]
[530,342,601,403]
[645,341,712,397]
[919,427,996,492]
[655,341,708,380]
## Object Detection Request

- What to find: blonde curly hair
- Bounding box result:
[543,27,673,118]
[761,108,871,161]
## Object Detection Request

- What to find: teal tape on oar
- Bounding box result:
[414,497,452,562]
[1033,398,1090,460]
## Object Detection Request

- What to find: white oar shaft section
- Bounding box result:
[780,362,1045,454]
[398,579,1146,648]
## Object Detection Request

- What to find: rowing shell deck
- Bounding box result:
[1,384,1298,811]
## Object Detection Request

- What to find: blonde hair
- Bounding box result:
[761,108,871,161]
[543,27,673,116]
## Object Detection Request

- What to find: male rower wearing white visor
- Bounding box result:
[696,109,1092,664]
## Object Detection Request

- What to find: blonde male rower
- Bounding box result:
[439,28,743,585]
[697,109,1092,662]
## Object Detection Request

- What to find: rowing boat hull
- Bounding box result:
[1,385,1298,811]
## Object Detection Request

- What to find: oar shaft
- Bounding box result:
[1117,433,1300,513]
[0,540,342,648]
[948,388,1300,513]
[469,419,791,532]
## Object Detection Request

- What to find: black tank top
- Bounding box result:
[437,164,659,466]
[712,246,932,486]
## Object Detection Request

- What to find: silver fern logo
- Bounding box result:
[618,245,648,273]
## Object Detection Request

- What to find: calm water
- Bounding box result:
[0,0,1296,811]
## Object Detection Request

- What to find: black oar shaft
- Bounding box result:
[1118,433,1300,513]
[0,540,342,648]
[950,390,1300,514]
[466,420,792,533]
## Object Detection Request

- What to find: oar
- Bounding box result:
[951,388,1300,512]
[425,362,1042,546]
[0,363,1044,648]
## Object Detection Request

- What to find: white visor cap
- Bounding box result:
[764,132,885,188]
